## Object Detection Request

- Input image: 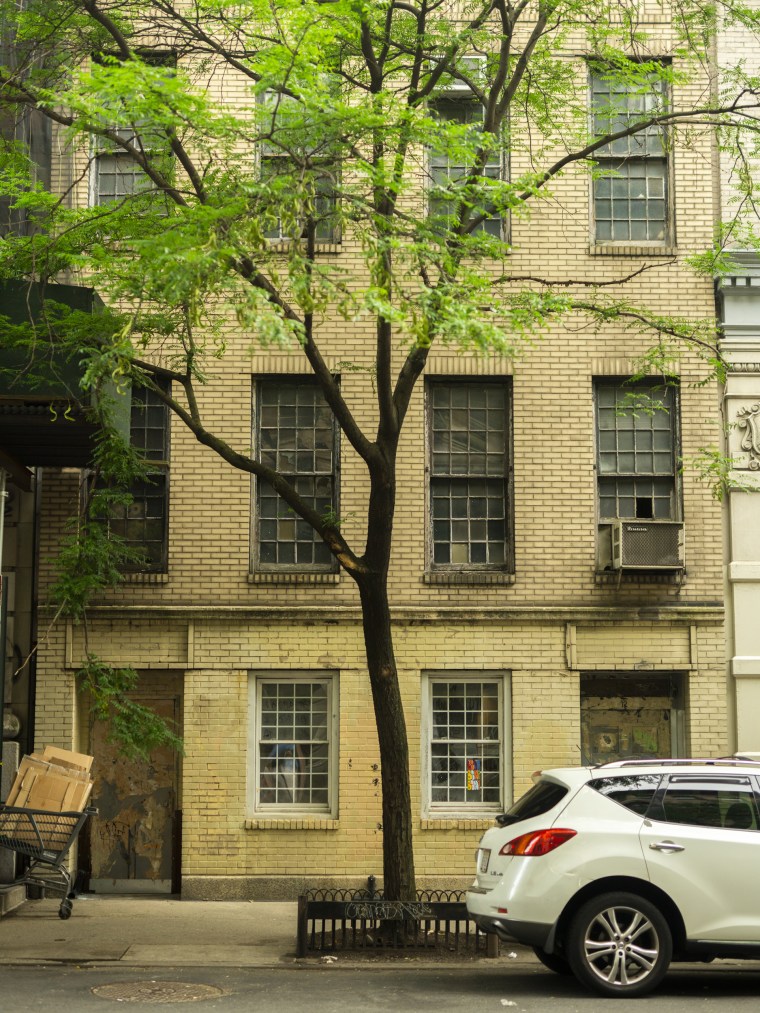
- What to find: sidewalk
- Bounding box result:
[0,894,535,969]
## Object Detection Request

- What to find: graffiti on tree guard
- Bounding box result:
[345,900,433,920]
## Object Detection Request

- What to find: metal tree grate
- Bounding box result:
[297,887,488,955]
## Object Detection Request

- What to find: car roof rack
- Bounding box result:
[595,756,760,769]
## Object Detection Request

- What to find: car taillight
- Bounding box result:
[499,828,577,857]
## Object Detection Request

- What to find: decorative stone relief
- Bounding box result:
[737,402,760,469]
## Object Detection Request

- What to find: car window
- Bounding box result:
[589,774,661,815]
[495,779,568,826]
[654,776,760,830]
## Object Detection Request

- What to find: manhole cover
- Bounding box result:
[92,981,226,1003]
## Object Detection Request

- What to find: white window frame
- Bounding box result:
[421,671,511,818]
[247,671,339,817]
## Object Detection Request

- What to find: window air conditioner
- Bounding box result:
[609,520,685,571]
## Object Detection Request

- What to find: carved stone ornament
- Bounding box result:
[737,402,760,469]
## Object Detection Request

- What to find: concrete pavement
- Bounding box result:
[0,894,535,969]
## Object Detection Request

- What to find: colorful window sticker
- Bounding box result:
[467,758,481,791]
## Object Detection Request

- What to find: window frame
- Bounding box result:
[251,375,340,574]
[103,380,170,573]
[258,90,341,244]
[421,671,512,818]
[425,377,513,573]
[247,670,339,817]
[589,62,673,246]
[89,51,176,208]
[427,90,507,241]
[593,378,681,525]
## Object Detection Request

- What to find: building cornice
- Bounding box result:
[50,603,725,625]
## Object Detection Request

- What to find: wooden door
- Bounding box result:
[88,695,180,894]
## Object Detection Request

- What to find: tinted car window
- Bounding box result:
[496,780,568,826]
[655,776,760,830]
[589,774,661,815]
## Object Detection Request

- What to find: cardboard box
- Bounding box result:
[4,747,94,813]
[41,745,93,774]
[1,745,94,852]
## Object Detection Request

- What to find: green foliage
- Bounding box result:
[76,654,183,760]
[44,398,182,757]
[0,0,752,375]
[681,447,760,502]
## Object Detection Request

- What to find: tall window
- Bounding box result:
[90,53,174,207]
[591,66,669,243]
[249,673,337,814]
[92,126,153,205]
[428,380,510,569]
[259,92,339,242]
[595,380,678,521]
[106,382,170,571]
[254,378,337,570]
[423,674,509,814]
[429,97,503,237]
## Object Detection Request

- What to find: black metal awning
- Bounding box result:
[0,280,106,486]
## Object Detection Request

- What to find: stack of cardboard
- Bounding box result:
[5,746,94,814]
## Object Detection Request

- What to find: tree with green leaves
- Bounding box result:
[0,0,759,899]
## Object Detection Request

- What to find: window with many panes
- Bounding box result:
[259,92,339,242]
[428,380,511,569]
[92,127,153,205]
[595,380,678,521]
[249,673,337,814]
[254,378,337,570]
[106,382,170,571]
[591,66,669,243]
[423,674,509,814]
[90,53,174,207]
[429,97,503,237]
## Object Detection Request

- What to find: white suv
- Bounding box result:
[466,758,760,997]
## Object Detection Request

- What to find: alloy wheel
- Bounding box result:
[568,892,672,997]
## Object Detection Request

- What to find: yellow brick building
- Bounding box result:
[2,5,730,898]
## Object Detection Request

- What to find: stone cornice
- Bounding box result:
[51,603,725,625]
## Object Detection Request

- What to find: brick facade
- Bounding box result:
[29,10,729,897]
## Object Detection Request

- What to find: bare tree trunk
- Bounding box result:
[357,572,416,901]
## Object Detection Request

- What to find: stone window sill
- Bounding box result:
[589,243,677,258]
[120,571,170,585]
[266,241,341,255]
[245,818,339,831]
[420,817,496,830]
[595,569,685,586]
[248,571,340,585]
[423,571,515,586]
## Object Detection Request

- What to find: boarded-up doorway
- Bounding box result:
[581,672,685,765]
[88,675,182,894]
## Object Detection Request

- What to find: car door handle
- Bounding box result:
[649,840,685,853]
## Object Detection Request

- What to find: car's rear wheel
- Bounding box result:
[532,947,573,975]
[566,892,672,998]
